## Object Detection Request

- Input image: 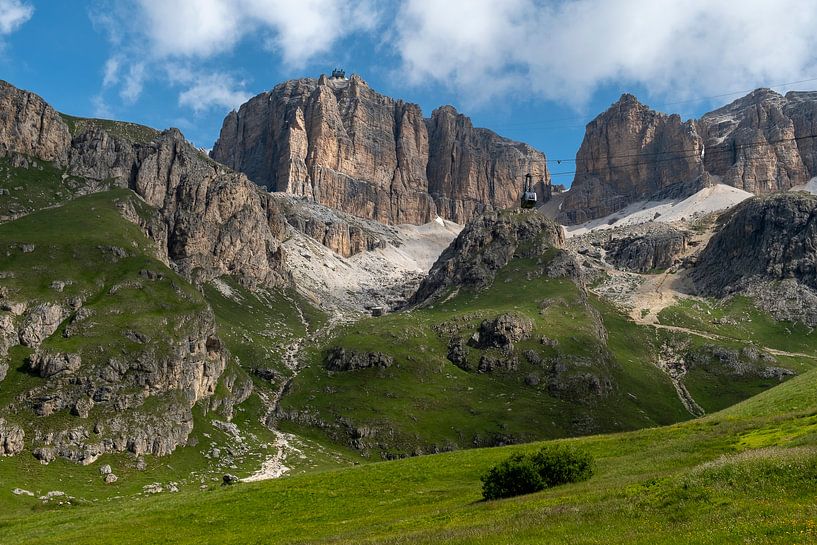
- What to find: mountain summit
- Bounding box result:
[211,73,550,225]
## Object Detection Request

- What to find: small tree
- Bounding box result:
[480,453,544,500]
[481,445,594,500]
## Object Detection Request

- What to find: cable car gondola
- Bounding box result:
[521,173,537,209]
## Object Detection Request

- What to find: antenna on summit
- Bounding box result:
[331,68,346,79]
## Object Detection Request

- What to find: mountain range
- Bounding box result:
[2,73,817,543]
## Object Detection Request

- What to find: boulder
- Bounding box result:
[0,419,24,455]
[476,313,533,349]
[29,351,81,377]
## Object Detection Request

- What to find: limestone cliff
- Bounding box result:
[559,94,706,224]
[560,89,817,224]
[211,74,549,225]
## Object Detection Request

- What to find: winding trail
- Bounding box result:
[246,295,349,482]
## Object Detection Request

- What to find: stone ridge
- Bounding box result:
[559,89,817,224]
[211,74,550,225]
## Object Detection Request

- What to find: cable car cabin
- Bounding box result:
[521,191,537,209]
[520,173,538,209]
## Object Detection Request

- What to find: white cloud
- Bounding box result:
[0,0,32,35]
[120,62,146,103]
[176,71,251,113]
[134,0,379,66]
[91,94,113,119]
[394,0,817,108]
[102,56,121,87]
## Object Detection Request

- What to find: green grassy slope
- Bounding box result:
[279,247,814,458]
[280,253,689,457]
[0,187,354,519]
[5,364,817,544]
[0,156,117,221]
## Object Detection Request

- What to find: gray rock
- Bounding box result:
[99,464,112,475]
[12,488,34,496]
[604,225,688,272]
[477,355,518,373]
[325,347,394,371]
[104,473,118,484]
[692,193,817,324]
[29,351,81,377]
[222,474,239,486]
[0,419,24,456]
[18,303,66,347]
[412,209,564,305]
[476,313,533,349]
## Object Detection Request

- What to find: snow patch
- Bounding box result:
[565,184,753,237]
[792,177,817,195]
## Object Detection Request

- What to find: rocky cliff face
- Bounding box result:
[560,89,817,224]
[0,80,291,463]
[603,224,689,273]
[691,192,817,324]
[560,94,706,224]
[411,209,565,305]
[0,80,289,289]
[0,80,71,163]
[211,74,549,225]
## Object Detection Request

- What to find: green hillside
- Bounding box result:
[4,360,817,544]
[0,187,353,519]
[278,235,815,458]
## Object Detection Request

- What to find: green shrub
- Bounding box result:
[531,444,595,487]
[481,445,594,500]
[480,453,544,500]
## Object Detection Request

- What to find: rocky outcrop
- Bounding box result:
[560,89,817,224]
[12,307,228,463]
[325,347,394,371]
[475,313,533,349]
[274,194,388,257]
[211,74,549,225]
[0,418,24,455]
[603,224,688,272]
[29,351,81,378]
[0,80,71,163]
[691,192,817,324]
[18,303,67,347]
[411,209,564,305]
[128,129,289,287]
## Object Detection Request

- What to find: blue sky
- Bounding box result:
[3,0,817,187]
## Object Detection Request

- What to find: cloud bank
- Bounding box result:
[394,0,817,107]
[97,0,378,112]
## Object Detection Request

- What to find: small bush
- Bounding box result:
[481,445,594,500]
[531,444,595,487]
[480,454,544,500]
